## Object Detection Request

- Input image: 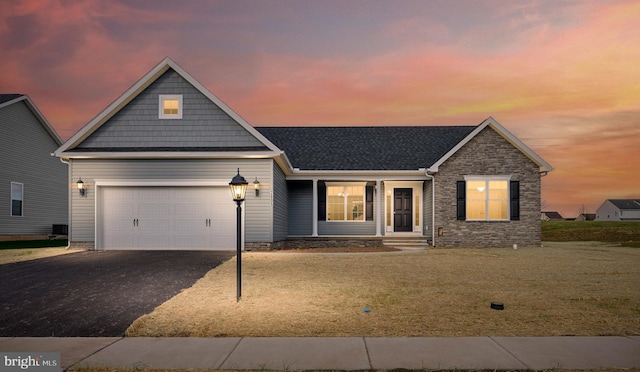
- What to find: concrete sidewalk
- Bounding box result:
[1,336,639,370]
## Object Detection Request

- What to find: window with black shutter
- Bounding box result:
[510,181,520,221]
[318,181,326,221]
[456,181,466,220]
[365,185,374,221]
[458,177,517,221]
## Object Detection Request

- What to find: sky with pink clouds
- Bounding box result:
[1,0,639,218]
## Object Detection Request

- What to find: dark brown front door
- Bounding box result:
[394,188,413,232]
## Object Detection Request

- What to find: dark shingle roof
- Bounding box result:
[609,199,640,210]
[0,94,23,105]
[542,211,564,220]
[257,126,476,170]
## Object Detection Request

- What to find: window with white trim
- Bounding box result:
[326,183,365,221]
[11,182,23,217]
[465,176,510,221]
[159,95,183,119]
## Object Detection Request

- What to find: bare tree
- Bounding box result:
[541,199,549,211]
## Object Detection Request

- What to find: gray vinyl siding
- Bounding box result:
[0,100,67,236]
[70,158,272,243]
[287,181,313,235]
[78,69,264,149]
[287,180,377,236]
[272,161,288,241]
[423,179,434,239]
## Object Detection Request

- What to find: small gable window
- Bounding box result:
[159,95,183,119]
[11,182,23,217]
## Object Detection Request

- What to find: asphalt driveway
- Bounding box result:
[0,250,234,337]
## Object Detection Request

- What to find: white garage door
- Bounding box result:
[99,186,236,250]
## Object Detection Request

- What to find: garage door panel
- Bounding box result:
[138,234,173,249]
[177,234,209,248]
[139,217,172,232]
[174,218,207,232]
[138,202,172,216]
[100,186,236,250]
[104,234,137,250]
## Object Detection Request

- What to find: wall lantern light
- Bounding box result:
[77,178,86,197]
[253,177,260,197]
[229,169,248,302]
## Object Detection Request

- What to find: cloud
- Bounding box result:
[1,0,637,217]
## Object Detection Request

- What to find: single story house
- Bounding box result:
[1,94,68,240]
[596,199,640,221]
[575,213,596,221]
[541,211,564,221]
[54,58,553,250]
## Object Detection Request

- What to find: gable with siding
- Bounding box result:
[75,69,267,151]
[56,58,280,158]
[0,95,68,236]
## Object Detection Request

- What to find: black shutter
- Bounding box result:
[365,185,374,221]
[456,181,466,220]
[510,180,520,221]
[317,181,326,221]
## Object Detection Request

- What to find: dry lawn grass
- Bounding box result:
[127,242,640,337]
[0,247,79,265]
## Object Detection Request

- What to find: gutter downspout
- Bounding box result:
[425,171,436,247]
[57,156,72,249]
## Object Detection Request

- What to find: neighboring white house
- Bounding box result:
[595,199,640,221]
[0,94,68,240]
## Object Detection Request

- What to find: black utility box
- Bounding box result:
[52,224,68,235]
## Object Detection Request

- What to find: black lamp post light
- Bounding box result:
[229,169,248,302]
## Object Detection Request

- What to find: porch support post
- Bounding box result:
[312,179,318,237]
[376,180,382,236]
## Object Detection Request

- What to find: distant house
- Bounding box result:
[541,211,564,221]
[575,213,596,221]
[596,199,640,221]
[54,57,553,250]
[0,94,68,240]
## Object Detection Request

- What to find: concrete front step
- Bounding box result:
[382,238,430,250]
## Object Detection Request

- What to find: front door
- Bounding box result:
[394,188,413,232]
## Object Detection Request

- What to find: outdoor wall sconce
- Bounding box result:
[438,227,444,237]
[253,177,260,197]
[229,169,248,302]
[77,178,86,197]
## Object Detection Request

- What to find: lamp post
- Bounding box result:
[229,169,248,302]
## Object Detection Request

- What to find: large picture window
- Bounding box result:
[11,182,23,217]
[465,177,509,221]
[327,184,365,221]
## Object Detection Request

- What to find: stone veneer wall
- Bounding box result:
[246,238,384,251]
[0,235,51,242]
[433,127,542,248]
[69,241,95,250]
